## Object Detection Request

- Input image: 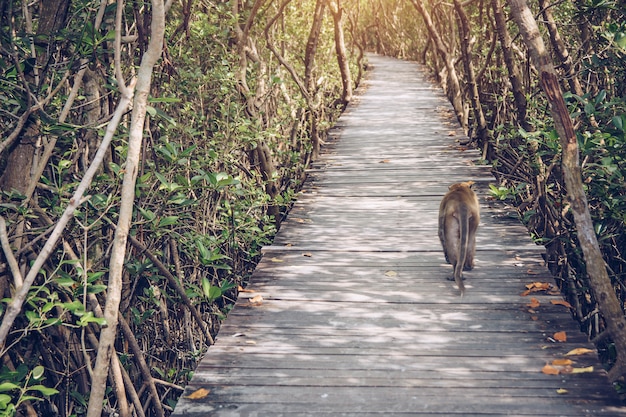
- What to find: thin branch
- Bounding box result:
[119,314,166,417]
[0,217,23,288]
[114,0,130,96]
[126,232,215,345]
[263,0,311,103]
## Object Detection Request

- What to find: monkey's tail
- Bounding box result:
[455,206,469,297]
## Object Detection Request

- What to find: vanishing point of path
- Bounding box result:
[172,55,626,416]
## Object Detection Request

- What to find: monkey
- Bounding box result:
[438,181,480,296]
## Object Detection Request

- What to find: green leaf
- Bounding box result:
[196,241,210,262]
[155,171,169,187]
[54,276,76,287]
[208,286,222,301]
[158,216,179,227]
[27,385,59,396]
[61,300,84,313]
[612,115,624,132]
[86,284,107,295]
[201,277,211,298]
[219,279,237,292]
[32,366,45,380]
[615,31,626,49]
[148,96,182,104]
[0,393,12,408]
[0,383,19,392]
[139,207,156,221]
[77,312,107,327]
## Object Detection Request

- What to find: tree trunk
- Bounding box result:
[410,0,466,132]
[85,1,166,416]
[491,0,532,132]
[328,0,353,105]
[304,0,326,158]
[537,0,584,97]
[508,0,626,384]
[232,1,281,222]
[0,0,70,194]
[454,0,489,145]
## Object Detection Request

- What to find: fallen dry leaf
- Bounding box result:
[553,331,567,342]
[249,295,264,305]
[185,388,210,400]
[527,298,540,308]
[269,257,283,263]
[384,270,398,277]
[551,299,573,309]
[552,358,573,366]
[522,282,552,296]
[565,348,594,356]
[542,364,560,375]
[526,269,541,275]
[570,366,594,374]
[379,159,391,163]
[525,282,551,290]
[238,285,256,293]
[556,388,569,395]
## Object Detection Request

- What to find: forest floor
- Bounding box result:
[171,54,626,416]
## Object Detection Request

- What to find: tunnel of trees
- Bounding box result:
[0,0,624,415]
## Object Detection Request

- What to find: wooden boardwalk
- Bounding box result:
[171,55,626,416]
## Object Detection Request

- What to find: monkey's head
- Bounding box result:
[448,181,475,191]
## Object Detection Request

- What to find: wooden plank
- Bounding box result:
[171,54,626,416]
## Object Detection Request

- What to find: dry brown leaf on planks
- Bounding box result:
[185,388,210,400]
[570,366,594,374]
[527,298,540,308]
[521,282,551,296]
[553,331,567,342]
[238,285,256,293]
[248,294,264,306]
[525,282,551,290]
[551,299,573,309]
[542,364,560,375]
[552,358,573,366]
[565,348,595,356]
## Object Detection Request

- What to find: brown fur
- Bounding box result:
[438,181,480,296]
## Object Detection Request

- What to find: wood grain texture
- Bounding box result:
[171,54,626,416]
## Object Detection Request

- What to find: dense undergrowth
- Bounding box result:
[0,1,355,415]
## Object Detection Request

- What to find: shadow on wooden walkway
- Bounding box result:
[172,54,625,416]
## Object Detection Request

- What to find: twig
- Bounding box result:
[119,355,147,417]
[126,233,215,345]
[152,377,184,391]
[118,315,165,417]
[0,217,23,288]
